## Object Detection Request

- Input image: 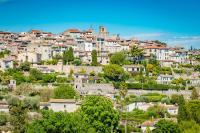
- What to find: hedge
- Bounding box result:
[126,83,185,90]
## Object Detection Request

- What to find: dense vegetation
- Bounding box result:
[24,96,119,133]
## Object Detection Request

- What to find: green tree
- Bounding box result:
[53,85,77,99]
[63,47,74,65]
[25,110,88,133]
[38,88,53,102]
[81,96,120,132]
[171,78,186,86]
[129,45,144,64]
[152,119,180,133]
[14,83,39,96]
[23,96,40,111]
[29,68,43,81]
[149,54,159,66]
[13,72,27,85]
[161,97,171,104]
[110,52,126,66]
[179,120,200,133]
[177,95,188,123]
[42,73,57,83]
[73,58,82,66]
[0,112,7,126]
[103,64,129,82]
[191,88,199,100]
[0,70,11,85]
[19,61,31,71]
[170,94,180,104]
[7,96,28,133]
[187,100,200,123]
[91,50,98,66]
[147,105,167,118]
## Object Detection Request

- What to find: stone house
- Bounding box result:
[49,99,80,112]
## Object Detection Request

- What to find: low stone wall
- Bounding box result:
[76,83,114,95]
[33,64,102,74]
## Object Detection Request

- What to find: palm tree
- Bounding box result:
[129,45,144,64]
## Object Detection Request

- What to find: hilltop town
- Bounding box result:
[0,26,200,133]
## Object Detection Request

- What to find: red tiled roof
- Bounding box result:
[144,45,168,49]
[106,39,117,42]
[141,120,156,127]
[31,30,41,34]
[67,29,81,33]
[0,31,11,34]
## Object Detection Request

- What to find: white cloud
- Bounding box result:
[123,32,165,40]
[135,33,164,38]
[172,36,200,40]
[166,35,200,48]
[124,32,200,48]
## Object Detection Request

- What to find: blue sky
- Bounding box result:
[0,0,200,48]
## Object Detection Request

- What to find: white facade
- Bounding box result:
[0,59,13,70]
[127,102,153,112]
[170,51,188,64]
[166,106,178,115]
[17,52,41,63]
[38,45,52,61]
[84,42,94,52]
[49,99,80,112]
[0,101,9,113]
[123,65,143,73]
[157,75,174,84]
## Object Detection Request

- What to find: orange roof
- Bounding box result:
[31,30,41,34]
[144,45,168,49]
[0,31,11,34]
[67,29,81,33]
[49,99,76,103]
[141,120,156,127]
[106,39,117,42]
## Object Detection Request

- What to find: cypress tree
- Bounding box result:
[63,47,74,65]
[177,95,188,123]
[191,88,199,100]
[91,50,98,66]
[68,47,74,62]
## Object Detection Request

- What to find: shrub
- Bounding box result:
[42,74,57,83]
[141,93,167,102]
[39,88,53,102]
[0,112,7,126]
[56,77,70,83]
[53,85,77,99]
[19,61,31,71]
[126,83,183,90]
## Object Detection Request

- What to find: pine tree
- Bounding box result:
[91,50,98,66]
